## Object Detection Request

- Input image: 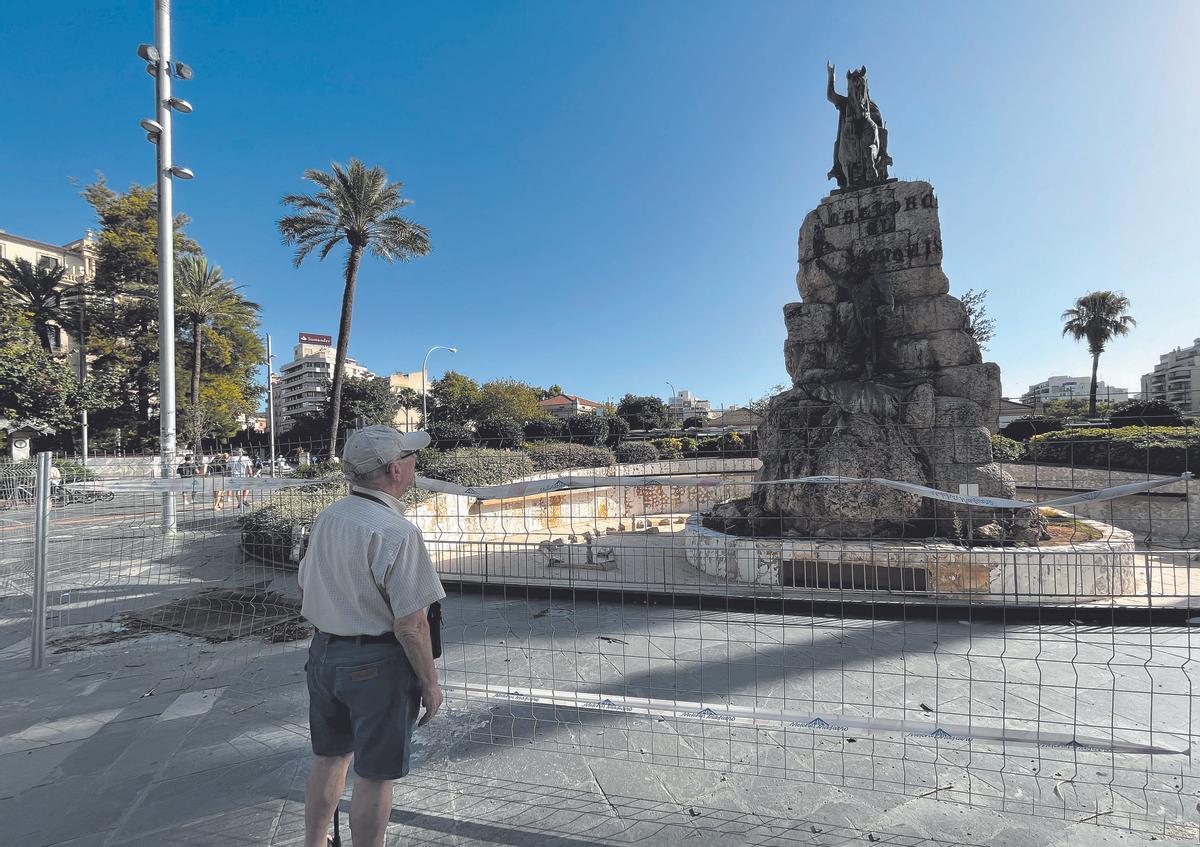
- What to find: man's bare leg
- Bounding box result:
[349,776,393,847]
[304,753,351,847]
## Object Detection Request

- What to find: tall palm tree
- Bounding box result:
[0,257,70,352]
[176,257,258,454]
[1061,291,1136,417]
[278,159,431,454]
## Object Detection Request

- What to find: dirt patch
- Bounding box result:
[50,618,156,653]
[127,588,302,642]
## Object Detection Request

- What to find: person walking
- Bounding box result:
[209,452,229,510]
[227,448,254,508]
[176,454,197,506]
[298,426,444,847]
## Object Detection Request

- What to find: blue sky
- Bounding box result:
[3,1,1198,408]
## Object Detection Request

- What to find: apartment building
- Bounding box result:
[1141,338,1200,415]
[388,369,427,432]
[1020,375,1130,407]
[0,228,97,373]
[273,334,374,431]
[667,389,713,422]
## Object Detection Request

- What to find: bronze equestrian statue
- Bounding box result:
[826,63,892,191]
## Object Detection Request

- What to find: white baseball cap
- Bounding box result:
[341,426,430,476]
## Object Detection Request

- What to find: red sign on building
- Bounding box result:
[299,332,332,346]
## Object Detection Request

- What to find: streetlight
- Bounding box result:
[666,381,677,422]
[421,345,458,427]
[136,2,194,535]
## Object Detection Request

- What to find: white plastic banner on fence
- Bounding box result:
[100,469,1191,512]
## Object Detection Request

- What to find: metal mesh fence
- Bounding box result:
[2,426,1199,839]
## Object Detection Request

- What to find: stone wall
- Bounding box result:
[1003,463,1198,545]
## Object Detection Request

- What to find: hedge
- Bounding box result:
[476,416,524,450]
[524,442,616,472]
[1027,426,1199,474]
[604,416,629,448]
[615,442,660,463]
[427,421,477,450]
[416,447,533,488]
[566,413,608,446]
[240,478,347,565]
[1108,399,1187,428]
[999,416,1064,442]
[651,437,684,459]
[523,418,565,441]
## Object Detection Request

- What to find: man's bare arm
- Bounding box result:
[393,607,442,725]
[826,61,844,106]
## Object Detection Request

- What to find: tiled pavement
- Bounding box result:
[4,593,1200,847]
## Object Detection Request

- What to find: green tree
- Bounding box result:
[616,394,671,431]
[0,303,94,432]
[175,257,258,455]
[82,177,201,448]
[1061,291,1136,417]
[475,379,545,422]
[278,159,431,453]
[0,258,71,352]
[429,370,481,424]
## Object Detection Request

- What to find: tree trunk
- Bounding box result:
[34,320,52,353]
[327,245,364,457]
[1089,350,1101,418]
[192,319,203,458]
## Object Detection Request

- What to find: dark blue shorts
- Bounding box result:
[306,632,422,780]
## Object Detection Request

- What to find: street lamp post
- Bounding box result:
[138,0,194,534]
[666,381,676,422]
[421,345,458,427]
[266,334,276,477]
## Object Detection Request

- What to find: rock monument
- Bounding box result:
[735,65,1018,537]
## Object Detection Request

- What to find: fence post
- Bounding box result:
[31,451,51,669]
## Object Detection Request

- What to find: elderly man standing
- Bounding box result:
[298,426,445,847]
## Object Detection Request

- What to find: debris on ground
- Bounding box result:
[127,587,302,642]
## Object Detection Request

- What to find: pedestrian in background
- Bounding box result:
[209,451,229,510]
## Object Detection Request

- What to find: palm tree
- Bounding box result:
[278,159,431,454]
[394,386,422,432]
[0,258,70,352]
[1061,291,1136,416]
[176,257,258,454]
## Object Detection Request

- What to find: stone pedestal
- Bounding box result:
[752,180,1014,537]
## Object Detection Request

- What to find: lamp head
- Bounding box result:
[136,44,160,63]
[167,166,194,180]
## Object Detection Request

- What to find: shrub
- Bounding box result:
[990,434,1024,463]
[692,431,753,457]
[651,437,684,459]
[524,442,616,472]
[293,460,342,479]
[679,436,700,455]
[1108,399,1186,428]
[417,447,533,488]
[565,413,607,446]
[604,415,630,448]
[523,417,565,441]
[999,415,1064,441]
[476,416,524,450]
[427,421,477,450]
[240,478,346,565]
[1027,426,1200,474]
[615,442,660,464]
[681,416,707,430]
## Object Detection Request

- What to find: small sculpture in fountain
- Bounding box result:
[708,64,1040,541]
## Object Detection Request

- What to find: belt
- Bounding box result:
[317,630,396,646]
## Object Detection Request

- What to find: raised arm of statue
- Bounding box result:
[826,62,845,107]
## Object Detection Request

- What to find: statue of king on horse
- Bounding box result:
[826,63,893,191]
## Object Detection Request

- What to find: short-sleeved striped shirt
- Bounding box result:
[298,485,446,636]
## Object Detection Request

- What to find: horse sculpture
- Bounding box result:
[826,63,892,191]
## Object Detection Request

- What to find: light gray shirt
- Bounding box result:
[298,486,445,636]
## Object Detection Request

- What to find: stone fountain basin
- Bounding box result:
[683,507,1137,601]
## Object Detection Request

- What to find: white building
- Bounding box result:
[273,335,374,431]
[1141,338,1200,415]
[1020,375,1130,408]
[537,394,604,421]
[388,369,427,432]
[667,389,713,422]
[0,228,97,373]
